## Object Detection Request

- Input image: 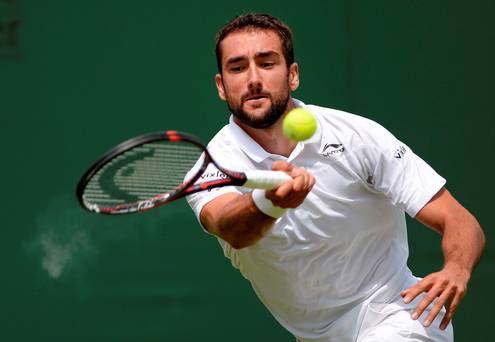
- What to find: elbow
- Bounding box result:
[229,239,252,250]
[472,218,486,267]
[465,212,486,260]
[476,220,486,251]
[218,223,258,250]
[468,212,485,245]
[220,227,257,250]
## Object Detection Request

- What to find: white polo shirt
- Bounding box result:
[186,99,446,339]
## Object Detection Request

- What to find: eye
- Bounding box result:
[230,65,245,73]
[261,62,274,68]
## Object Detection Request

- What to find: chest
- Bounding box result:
[260,151,398,246]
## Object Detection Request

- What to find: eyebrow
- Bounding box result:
[255,50,279,59]
[225,56,246,65]
[225,50,280,65]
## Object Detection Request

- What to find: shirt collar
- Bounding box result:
[227,99,322,163]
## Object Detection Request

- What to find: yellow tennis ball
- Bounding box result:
[282,108,317,141]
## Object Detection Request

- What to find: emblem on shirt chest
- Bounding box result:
[321,143,345,158]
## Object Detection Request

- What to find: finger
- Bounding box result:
[292,176,304,192]
[402,279,432,304]
[290,167,301,177]
[271,160,294,172]
[303,172,315,193]
[439,312,452,331]
[273,179,295,198]
[410,285,443,320]
[308,173,316,189]
[266,181,289,201]
[292,169,307,192]
[440,289,465,330]
[422,288,454,327]
[290,166,307,177]
[294,167,316,192]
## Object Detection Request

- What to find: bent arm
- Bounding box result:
[200,192,277,249]
[401,187,485,329]
[200,161,315,249]
[416,187,485,278]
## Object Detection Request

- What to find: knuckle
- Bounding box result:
[433,299,444,309]
[439,276,450,286]
[434,275,443,283]
[425,293,437,302]
[416,301,428,311]
[275,188,288,198]
[273,161,291,171]
[450,284,466,297]
[427,311,439,321]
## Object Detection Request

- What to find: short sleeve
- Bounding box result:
[352,120,446,217]
[185,162,242,232]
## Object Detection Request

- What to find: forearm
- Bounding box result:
[441,210,485,277]
[403,189,484,328]
[200,162,315,249]
[416,188,485,277]
[201,192,277,249]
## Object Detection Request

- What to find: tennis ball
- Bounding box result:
[282,108,317,141]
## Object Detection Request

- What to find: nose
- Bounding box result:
[247,64,262,92]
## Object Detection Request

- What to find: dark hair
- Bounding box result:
[215,13,295,73]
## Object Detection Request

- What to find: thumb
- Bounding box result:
[271,160,294,172]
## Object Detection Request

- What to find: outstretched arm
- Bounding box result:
[200,161,315,249]
[400,187,485,330]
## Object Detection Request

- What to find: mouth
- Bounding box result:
[243,95,269,104]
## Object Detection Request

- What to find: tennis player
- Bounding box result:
[186,13,485,341]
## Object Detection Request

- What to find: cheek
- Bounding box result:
[270,75,291,95]
[222,77,243,97]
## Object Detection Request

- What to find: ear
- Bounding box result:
[288,62,300,91]
[215,73,226,101]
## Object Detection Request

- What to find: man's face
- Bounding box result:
[215,29,299,129]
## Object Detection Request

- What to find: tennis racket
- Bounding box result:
[76,130,291,214]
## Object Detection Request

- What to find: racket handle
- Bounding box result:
[243,170,291,189]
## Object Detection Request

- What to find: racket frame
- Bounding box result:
[76,130,246,215]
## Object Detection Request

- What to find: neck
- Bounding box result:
[233,98,297,157]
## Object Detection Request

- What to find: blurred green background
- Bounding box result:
[1,0,493,341]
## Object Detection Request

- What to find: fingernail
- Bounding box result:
[423,319,431,327]
[440,323,447,330]
[411,312,418,320]
[404,296,411,303]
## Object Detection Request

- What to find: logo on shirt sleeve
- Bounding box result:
[321,143,345,157]
[394,146,407,159]
[200,170,228,180]
[197,170,228,192]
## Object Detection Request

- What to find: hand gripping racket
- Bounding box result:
[76,131,291,214]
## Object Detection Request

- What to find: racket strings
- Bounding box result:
[83,141,204,207]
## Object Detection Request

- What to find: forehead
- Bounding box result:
[219,29,284,61]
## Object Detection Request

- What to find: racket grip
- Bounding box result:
[243,170,291,189]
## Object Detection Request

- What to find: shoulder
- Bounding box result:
[207,124,233,152]
[306,104,396,149]
[205,124,250,169]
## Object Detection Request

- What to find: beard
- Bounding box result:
[225,85,291,129]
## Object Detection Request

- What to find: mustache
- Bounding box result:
[241,91,272,102]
